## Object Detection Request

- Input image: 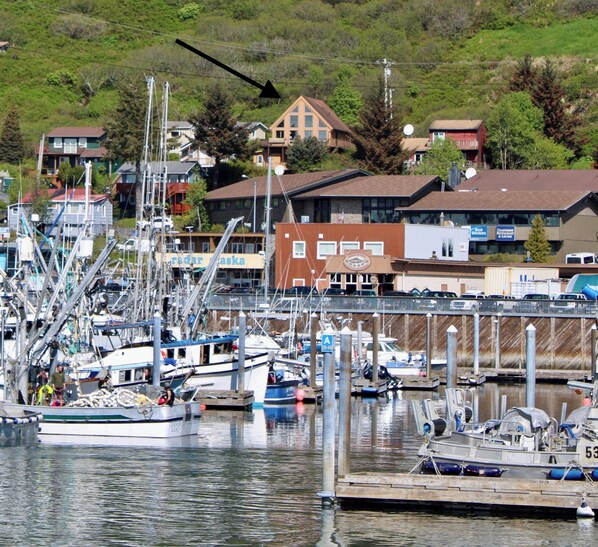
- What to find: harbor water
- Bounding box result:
[1,383,597,546]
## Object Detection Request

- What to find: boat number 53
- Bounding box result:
[585,446,598,458]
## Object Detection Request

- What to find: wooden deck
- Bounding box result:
[336,472,598,515]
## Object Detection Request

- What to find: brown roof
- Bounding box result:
[402,137,428,152]
[205,169,368,200]
[297,175,441,198]
[429,120,484,131]
[303,97,350,133]
[47,127,106,138]
[401,190,596,211]
[458,169,598,192]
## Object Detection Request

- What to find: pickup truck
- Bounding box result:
[549,293,588,312]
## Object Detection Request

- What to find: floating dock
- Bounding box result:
[336,472,598,516]
[400,376,440,390]
[352,378,388,397]
[194,389,255,410]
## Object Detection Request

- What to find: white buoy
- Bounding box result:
[576,497,595,518]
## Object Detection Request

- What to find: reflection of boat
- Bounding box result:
[3,386,200,439]
[412,382,598,480]
[0,404,42,446]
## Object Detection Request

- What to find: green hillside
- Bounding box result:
[0,0,597,157]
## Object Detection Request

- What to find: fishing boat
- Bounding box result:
[411,381,598,480]
[264,364,307,404]
[0,404,43,446]
[2,386,200,439]
[75,334,271,404]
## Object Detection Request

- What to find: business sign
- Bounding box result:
[468,225,488,241]
[163,253,265,269]
[496,225,516,241]
[343,252,371,271]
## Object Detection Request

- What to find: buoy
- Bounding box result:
[583,396,592,407]
[296,388,305,402]
[200,404,207,411]
[577,497,595,518]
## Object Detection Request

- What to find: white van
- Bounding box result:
[565,252,597,265]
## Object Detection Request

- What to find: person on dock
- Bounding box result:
[50,364,66,404]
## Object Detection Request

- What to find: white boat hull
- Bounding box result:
[2,402,200,439]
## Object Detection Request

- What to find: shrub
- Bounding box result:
[178,3,203,20]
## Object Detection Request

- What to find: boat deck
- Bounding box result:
[336,472,598,515]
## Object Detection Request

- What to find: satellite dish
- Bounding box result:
[465,167,477,180]
[403,124,414,136]
[274,165,285,176]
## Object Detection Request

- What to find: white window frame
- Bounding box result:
[340,241,359,254]
[317,241,336,260]
[54,137,63,149]
[432,131,446,142]
[79,137,87,148]
[293,241,306,258]
[364,241,384,256]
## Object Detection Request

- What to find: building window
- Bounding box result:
[292,106,299,113]
[290,115,299,128]
[318,130,327,141]
[432,131,445,141]
[340,241,359,254]
[231,243,243,253]
[362,198,400,223]
[304,130,312,138]
[54,138,63,149]
[293,241,306,258]
[314,198,331,223]
[256,155,264,165]
[290,130,298,140]
[364,242,383,255]
[202,242,210,252]
[79,137,87,148]
[275,130,284,139]
[317,241,336,259]
[305,105,313,114]
[305,115,313,128]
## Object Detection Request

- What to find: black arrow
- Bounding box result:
[175,38,281,99]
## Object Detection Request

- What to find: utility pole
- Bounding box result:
[380,58,394,116]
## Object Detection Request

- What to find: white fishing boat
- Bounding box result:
[2,387,200,439]
[75,334,271,405]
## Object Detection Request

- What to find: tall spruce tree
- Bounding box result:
[350,80,408,174]
[104,79,149,219]
[524,214,552,263]
[286,136,328,173]
[189,85,249,189]
[509,55,536,93]
[533,60,576,151]
[0,106,25,164]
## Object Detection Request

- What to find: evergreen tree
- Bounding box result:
[414,138,465,181]
[189,85,249,189]
[286,136,328,173]
[0,106,26,164]
[350,80,408,174]
[509,55,536,93]
[182,177,210,231]
[104,79,149,219]
[328,67,362,127]
[524,214,552,263]
[533,59,576,152]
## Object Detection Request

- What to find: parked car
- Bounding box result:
[450,292,487,312]
[514,293,553,313]
[550,292,588,312]
[116,238,136,252]
[137,216,174,231]
[483,295,517,312]
[283,286,318,297]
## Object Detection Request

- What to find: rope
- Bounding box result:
[67,388,158,412]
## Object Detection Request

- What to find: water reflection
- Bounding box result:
[2,384,595,546]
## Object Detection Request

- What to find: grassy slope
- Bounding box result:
[0,1,596,152]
